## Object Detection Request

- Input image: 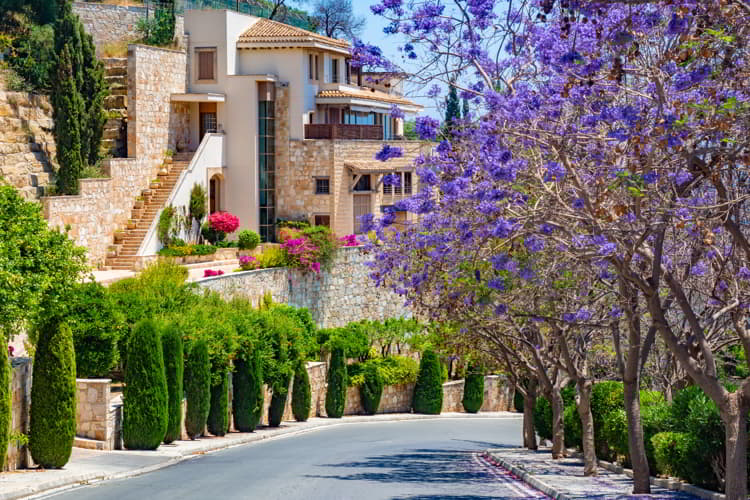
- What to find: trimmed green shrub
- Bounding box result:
[462,364,484,413]
[564,403,582,448]
[207,369,229,436]
[651,431,692,478]
[360,362,384,415]
[0,346,11,469]
[185,340,211,439]
[348,356,419,387]
[325,346,348,418]
[413,350,443,414]
[123,320,168,450]
[514,387,525,413]
[232,350,264,432]
[29,319,76,468]
[533,395,553,441]
[238,230,261,251]
[268,373,290,427]
[292,361,312,422]
[162,324,184,444]
[591,381,624,457]
[189,183,207,222]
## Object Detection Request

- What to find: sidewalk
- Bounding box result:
[486,448,714,500]
[0,412,519,500]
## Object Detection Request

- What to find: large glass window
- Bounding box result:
[258,84,276,242]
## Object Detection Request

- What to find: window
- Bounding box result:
[258,82,276,242]
[404,172,412,194]
[332,58,339,83]
[315,55,319,80]
[309,54,314,80]
[314,214,331,227]
[384,172,412,195]
[345,59,352,84]
[196,48,216,82]
[315,177,330,195]
[353,174,371,192]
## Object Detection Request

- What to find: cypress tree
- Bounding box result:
[413,350,443,415]
[462,363,485,414]
[232,349,264,432]
[292,360,311,422]
[207,368,229,436]
[443,82,461,137]
[29,319,76,468]
[123,320,168,450]
[53,44,85,195]
[268,374,290,427]
[79,24,108,167]
[360,362,384,415]
[462,97,470,120]
[162,324,184,444]
[184,340,211,439]
[325,346,347,418]
[0,344,11,470]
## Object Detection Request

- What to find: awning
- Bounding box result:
[345,160,415,174]
[170,93,226,103]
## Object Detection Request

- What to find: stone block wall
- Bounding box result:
[6,358,32,471]
[345,383,415,416]
[198,247,411,328]
[44,44,187,267]
[72,2,186,54]
[0,91,56,200]
[442,380,466,412]
[75,379,116,446]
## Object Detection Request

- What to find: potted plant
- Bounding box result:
[164,149,175,164]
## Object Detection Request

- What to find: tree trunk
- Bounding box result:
[523,379,538,450]
[576,379,597,476]
[723,394,748,500]
[623,377,651,493]
[550,386,565,459]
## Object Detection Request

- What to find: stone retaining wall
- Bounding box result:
[198,247,411,328]
[43,44,187,267]
[5,358,32,471]
[72,2,185,53]
[75,379,121,451]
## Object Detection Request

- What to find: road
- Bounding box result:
[48,417,547,500]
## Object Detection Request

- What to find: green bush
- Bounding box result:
[348,356,419,387]
[360,362,384,415]
[189,183,206,222]
[123,320,168,450]
[238,230,261,250]
[65,282,125,378]
[0,346,11,469]
[292,361,312,422]
[29,319,76,468]
[268,373,290,427]
[533,396,553,441]
[162,324,184,444]
[591,381,624,457]
[232,350,264,432]
[301,225,338,271]
[564,403,582,448]
[201,222,226,244]
[413,350,443,414]
[256,246,287,268]
[207,368,229,436]
[651,431,693,478]
[184,340,211,439]
[462,364,484,413]
[325,346,348,418]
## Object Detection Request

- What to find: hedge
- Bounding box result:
[360,362,384,415]
[325,346,347,418]
[590,381,624,457]
[0,347,11,469]
[123,320,168,450]
[29,319,76,468]
[232,350,264,432]
[462,364,484,413]
[292,361,312,422]
[268,373,290,427]
[207,369,229,436]
[413,350,443,414]
[162,323,183,444]
[185,340,211,439]
[348,356,418,387]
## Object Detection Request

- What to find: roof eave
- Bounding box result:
[237,40,350,55]
[316,97,422,112]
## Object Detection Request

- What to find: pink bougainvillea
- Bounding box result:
[281,237,321,273]
[208,212,240,234]
[239,255,258,271]
[339,234,360,247]
[203,269,225,278]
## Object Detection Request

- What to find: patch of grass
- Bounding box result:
[98,40,129,58]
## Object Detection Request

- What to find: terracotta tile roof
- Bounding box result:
[238,18,350,49]
[345,159,416,174]
[317,88,419,107]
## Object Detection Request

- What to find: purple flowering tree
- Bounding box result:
[358,0,750,496]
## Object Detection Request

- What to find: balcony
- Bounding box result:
[305,124,383,140]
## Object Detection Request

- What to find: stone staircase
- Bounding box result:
[105,152,193,270]
[101,58,127,158]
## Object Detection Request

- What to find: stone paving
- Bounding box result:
[488,448,702,500]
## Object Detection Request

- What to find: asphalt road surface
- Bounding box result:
[48,417,547,500]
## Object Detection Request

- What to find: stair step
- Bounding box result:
[104,95,127,108]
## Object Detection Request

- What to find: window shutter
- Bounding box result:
[199,51,214,80]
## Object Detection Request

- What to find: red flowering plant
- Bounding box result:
[208,212,240,234]
[203,269,225,278]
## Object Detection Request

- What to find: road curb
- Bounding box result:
[485,451,572,500]
[7,412,521,500]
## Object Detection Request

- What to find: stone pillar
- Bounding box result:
[76,379,113,446]
[5,358,32,471]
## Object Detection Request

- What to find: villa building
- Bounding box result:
[166,9,424,243]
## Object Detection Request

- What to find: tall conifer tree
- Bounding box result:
[53,44,84,195]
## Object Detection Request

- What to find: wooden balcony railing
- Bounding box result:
[305,124,384,140]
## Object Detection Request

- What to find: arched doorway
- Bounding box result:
[209,174,222,214]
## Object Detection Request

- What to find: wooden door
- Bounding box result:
[199,102,217,141]
[353,194,371,234]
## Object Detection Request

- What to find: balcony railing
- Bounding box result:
[305,124,383,140]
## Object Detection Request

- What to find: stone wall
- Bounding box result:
[345,383,415,415]
[75,379,121,451]
[198,247,411,328]
[5,358,32,471]
[0,91,56,200]
[72,2,186,54]
[44,44,187,267]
